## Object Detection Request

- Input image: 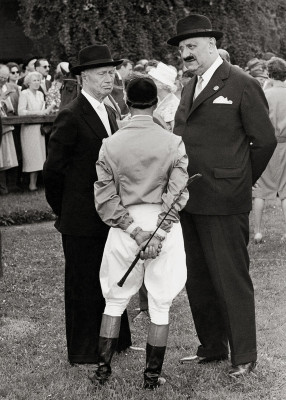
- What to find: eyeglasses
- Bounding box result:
[42,65,50,69]
[11,71,19,74]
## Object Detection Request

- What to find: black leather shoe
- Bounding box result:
[229,361,256,378]
[180,354,228,364]
[144,377,166,390]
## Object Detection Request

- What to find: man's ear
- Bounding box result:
[81,71,87,82]
[209,37,217,53]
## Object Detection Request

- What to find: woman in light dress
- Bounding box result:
[252,57,286,243]
[18,71,55,191]
[148,62,180,132]
[0,64,18,194]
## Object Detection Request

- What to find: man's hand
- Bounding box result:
[136,237,163,260]
[134,230,152,246]
[0,90,14,103]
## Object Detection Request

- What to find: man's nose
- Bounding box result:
[105,73,113,82]
[181,47,190,58]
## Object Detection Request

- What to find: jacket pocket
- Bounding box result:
[214,167,242,179]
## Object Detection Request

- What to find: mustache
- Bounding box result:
[183,56,195,62]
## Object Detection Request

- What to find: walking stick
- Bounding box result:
[117,173,202,287]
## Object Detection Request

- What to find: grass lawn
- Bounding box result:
[0,200,286,399]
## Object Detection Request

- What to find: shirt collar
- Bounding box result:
[82,89,102,110]
[116,70,122,81]
[201,56,223,86]
[131,115,153,120]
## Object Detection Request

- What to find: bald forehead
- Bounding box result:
[0,65,9,75]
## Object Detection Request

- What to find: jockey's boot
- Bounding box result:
[89,314,121,385]
[143,322,169,390]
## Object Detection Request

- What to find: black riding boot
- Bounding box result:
[90,314,121,384]
[144,322,169,390]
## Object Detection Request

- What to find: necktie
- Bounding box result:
[194,76,204,99]
[97,102,112,136]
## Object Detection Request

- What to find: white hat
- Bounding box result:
[148,62,177,89]
[56,61,70,74]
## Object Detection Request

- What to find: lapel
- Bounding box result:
[184,77,197,117]
[187,61,231,119]
[105,103,119,133]
[79,94,109,141]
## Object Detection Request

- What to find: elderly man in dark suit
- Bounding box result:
[43,44,132,366]
[168,14,277,377]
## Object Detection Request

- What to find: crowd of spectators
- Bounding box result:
[0,50,285,220]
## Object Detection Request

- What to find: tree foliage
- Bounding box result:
[18,0,286,68]
[18,0,185,66]
[184,0,286,66]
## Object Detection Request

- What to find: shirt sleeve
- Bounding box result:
[94,141,134,230]
[157,137,189,229]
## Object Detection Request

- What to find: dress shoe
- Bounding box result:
[144,377,166,390]
[229,361,256,378]
[180,354,228,364]
[254,232,263,244]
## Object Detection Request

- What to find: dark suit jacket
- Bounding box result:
[174,61,277,215]
[43,93,118,237]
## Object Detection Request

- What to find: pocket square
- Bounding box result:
[213,96,233,104]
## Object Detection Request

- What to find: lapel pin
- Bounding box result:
[213,86,219,91]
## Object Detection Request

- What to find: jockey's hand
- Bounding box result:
[136,237,163,260]
[134,230,152,246]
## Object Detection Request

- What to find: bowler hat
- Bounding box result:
[71,44,123,75]
[167,14,223,46]
[126,77,158,109]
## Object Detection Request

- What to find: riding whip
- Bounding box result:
[117,173,202,287]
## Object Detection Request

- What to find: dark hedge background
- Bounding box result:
[18,0,286,68]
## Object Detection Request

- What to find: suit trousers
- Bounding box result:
[62,234,132,364]
[180,211,257,366]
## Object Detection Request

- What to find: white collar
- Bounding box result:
[82,89,102,110]
[116,70,122,81]
[131,115,153,120]
[200,56,223,87]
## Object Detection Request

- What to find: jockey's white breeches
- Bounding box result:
[100,204,187,325]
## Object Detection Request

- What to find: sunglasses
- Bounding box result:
[11,71,19,74]
[42,65,50,69]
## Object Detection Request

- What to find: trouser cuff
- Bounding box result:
[197,345,228,358]
[231,351,257,366]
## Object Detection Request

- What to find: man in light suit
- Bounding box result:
[111,59,133,116]
[168,14,277,377]
[43,44,132,366]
